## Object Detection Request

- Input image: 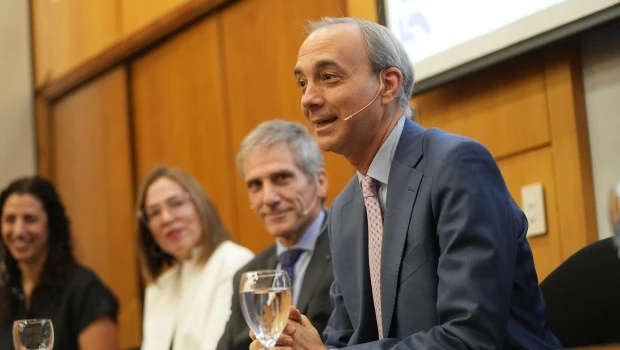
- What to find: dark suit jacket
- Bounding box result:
[216,225,333,350]
[324,119,561,349]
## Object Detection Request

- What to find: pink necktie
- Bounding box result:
[361,175,383,339]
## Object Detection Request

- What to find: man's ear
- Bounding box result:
[380,67,403,104]
[314,168,328,200]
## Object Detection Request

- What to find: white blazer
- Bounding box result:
[141,241,254,350]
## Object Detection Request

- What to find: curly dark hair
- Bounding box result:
[0,176,76,325]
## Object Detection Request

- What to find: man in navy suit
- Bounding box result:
[251,17,561,349]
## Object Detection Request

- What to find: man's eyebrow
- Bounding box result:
[294,59,342,75]
[271,170,294,178]
[245,177,260,186]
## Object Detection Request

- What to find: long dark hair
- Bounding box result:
[0,176,76,324]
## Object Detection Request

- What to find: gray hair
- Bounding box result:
[307,17,414,117]
[236,120,324,180]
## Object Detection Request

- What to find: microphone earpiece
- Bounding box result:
[301,195,318,217]
[344,79,384,121]
[300,181,321,217]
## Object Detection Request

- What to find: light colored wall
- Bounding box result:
[0,0,36,190]
[581,19,620,239]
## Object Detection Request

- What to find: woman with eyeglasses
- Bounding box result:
[0,176,119,350]
[135,166,253,350]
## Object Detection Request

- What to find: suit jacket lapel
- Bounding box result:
[339,181,369,323]
[266,245,278,269]
[381,119,426,337]
[297,222,331,312]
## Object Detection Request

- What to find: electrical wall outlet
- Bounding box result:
[520,183,547,237]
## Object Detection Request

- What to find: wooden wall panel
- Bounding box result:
[221,0,350,253]
[413,55,551,159]
[544,45,598,257]
[498,148,562,280]
[31,0,121,87]
[345,0,378,21]
[131,16,238,239]
[51,67,140,348]
[35,94,52,178]
[120,0,191,36]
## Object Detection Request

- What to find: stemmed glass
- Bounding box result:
[12,319,54,350]
[240,270,292,350]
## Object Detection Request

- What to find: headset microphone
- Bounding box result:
[301,195,319,217]
[344,80,384,121]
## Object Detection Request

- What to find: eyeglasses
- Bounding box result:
[139,194,193,226]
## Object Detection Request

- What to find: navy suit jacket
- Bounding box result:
[324,119,561,349]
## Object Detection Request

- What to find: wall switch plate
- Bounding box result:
[520,183,547,237]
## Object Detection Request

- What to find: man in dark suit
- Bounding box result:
[254,17,561,349]
[216,120,333,350]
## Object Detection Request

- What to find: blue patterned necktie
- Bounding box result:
[278,249,304,284]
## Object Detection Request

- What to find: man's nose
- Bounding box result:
[300,83,324,112]
[262,183,281,205]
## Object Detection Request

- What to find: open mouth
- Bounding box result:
[314,117,338,129]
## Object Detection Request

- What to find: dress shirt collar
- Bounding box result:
[357,116,406,185]
[276,210,325,256]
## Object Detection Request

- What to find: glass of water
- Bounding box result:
[12,319,54,350]
[240,270,292,350]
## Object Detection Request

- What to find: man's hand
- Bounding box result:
[248,306,326,350]
[286,307,326,350]
[248,323,294,350]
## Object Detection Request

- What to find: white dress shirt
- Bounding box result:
[357,116,406,210]
[275,210,325,305]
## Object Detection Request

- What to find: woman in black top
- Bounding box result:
[0,176,119,349]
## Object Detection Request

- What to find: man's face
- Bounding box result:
[242,143,327,246]
[294,23,382,157]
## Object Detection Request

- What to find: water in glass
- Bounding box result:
[240,270,291,349]
[12,319,54,350]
